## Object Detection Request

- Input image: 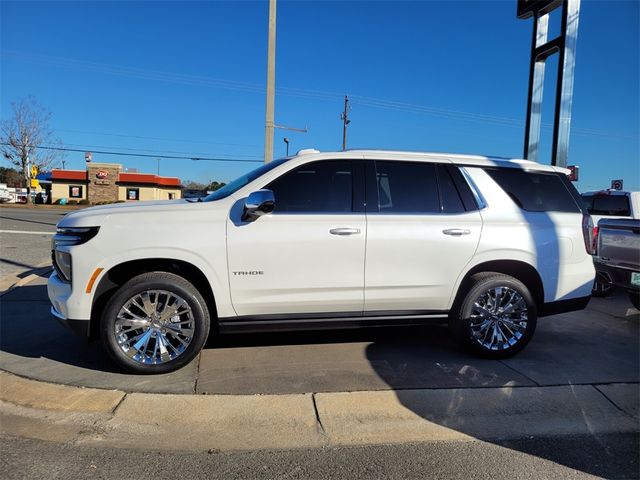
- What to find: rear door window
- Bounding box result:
[375,161,440,213]
[437,165,466,214]
[486,168,581,213]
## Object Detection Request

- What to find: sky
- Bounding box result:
[1,0,638,191]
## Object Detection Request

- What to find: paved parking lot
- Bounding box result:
[1,274,638,397]
[0,206,66,289]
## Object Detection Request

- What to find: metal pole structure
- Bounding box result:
[551,0,580,168]
[519,0,580,168]
[341,96,350,151]
[263,0,277,163]
[283,137,289,156]
[523,13,548,162]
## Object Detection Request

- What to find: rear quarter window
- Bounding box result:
[486,168,581,213]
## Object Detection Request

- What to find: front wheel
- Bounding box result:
[100,272,210,374]
[450,273,537,359]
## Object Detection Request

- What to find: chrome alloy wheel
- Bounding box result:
[469,286,528,351]
[114,290,195,365]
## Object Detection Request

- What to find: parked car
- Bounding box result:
[581,190,640,296]
[48,149,595,374]
[0,184,11,203]
[594,218,640,310]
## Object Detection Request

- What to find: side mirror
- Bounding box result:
[242,189,275,221]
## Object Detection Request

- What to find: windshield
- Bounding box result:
[201,157,290,202]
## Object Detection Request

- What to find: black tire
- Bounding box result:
[100,272,210,374]
[591,271,615,297]
[450,272,537,359]
[629,291,640,311]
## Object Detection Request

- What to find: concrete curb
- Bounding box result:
[1,370,637,452]
[0,371,124,413]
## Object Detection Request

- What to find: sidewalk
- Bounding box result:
[1,371,637,452]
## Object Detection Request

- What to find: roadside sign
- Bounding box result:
[611,179,623,191]
[30,179,39,188]
[30,165,38,178]
[567,165,579,182]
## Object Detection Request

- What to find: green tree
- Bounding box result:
[206,181,227,191]
[0,166,23,187]
[183,180,207,190]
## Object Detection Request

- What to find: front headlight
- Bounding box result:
[52,227,100,283]
[54,250,72,282]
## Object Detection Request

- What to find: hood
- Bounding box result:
[58,199,195,228]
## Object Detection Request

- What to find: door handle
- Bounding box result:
[443,228,471,236]
[330,227,361,236]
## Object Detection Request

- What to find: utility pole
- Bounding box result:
[263,0,277,163]
[25,151,31,203]
[62,160,66,169]
[341,95,350,151]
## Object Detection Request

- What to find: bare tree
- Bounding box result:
[1,96,64,200]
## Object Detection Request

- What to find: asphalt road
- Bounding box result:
[2,433,638,479]
[0,206,64,281]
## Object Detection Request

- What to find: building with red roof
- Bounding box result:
[50,163,182,203]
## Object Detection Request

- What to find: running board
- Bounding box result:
[218,311,449,334]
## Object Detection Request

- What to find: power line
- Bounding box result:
[3,50,637,141]
[0,143,263,163]
[58,142,263,159]
[56,128,259,149]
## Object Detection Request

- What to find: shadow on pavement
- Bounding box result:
[0,258,42,270]
[365,298,639,478]
[0,282,198,393]
[1,281,638,477]
[200,324,534,394]
[0,214,61,227]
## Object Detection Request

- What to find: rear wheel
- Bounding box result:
[450,273,537,359]
[100,272,210,374]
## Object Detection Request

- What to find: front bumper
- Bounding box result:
[50,306,90,336]
[47,271,90,337]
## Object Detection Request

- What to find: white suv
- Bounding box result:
[48,150,595,374]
